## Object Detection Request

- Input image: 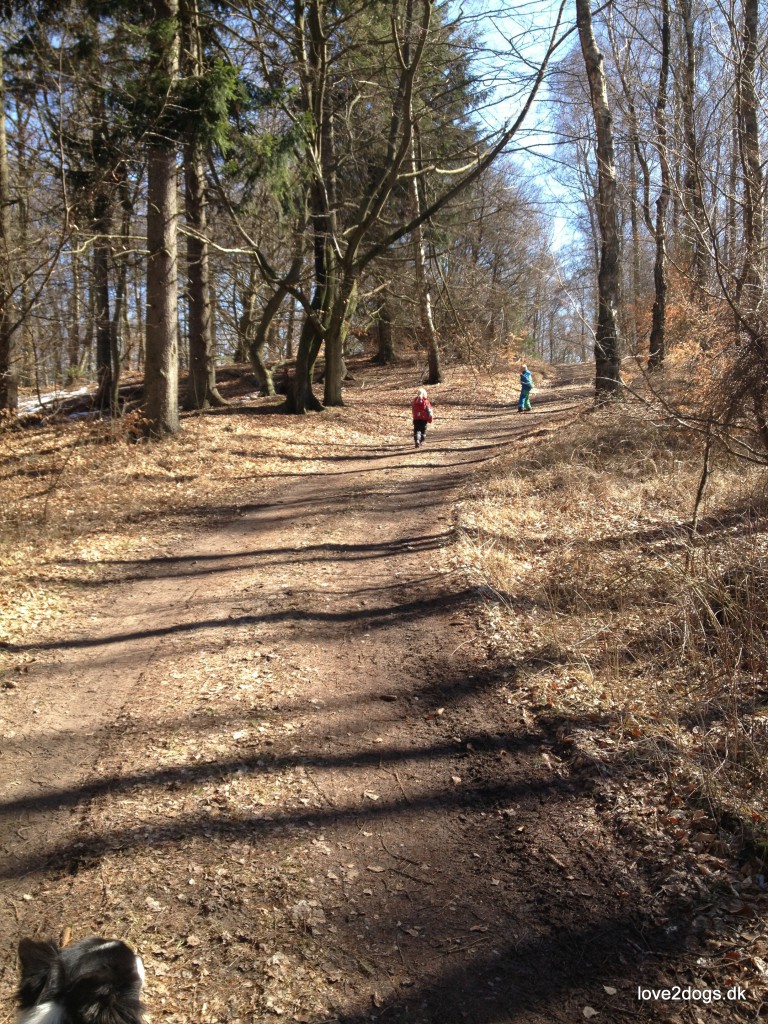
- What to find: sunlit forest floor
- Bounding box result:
[0,354,766,1022]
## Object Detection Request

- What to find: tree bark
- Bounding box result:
[285,297,295,359]
[736,0,763,306]
[319,91,346,408]
[576,0,622,398]
[93,190,114,410]
[375,296,396,364]
[628,144,641,355]
[411,178,441,382]
[110,200,132,394]
[184,138,225,408]
[736,0,768,445]
[410,114,441,383]
[67,254,83,382]
[236,265,259,363]
[648,0,671,369]
[678,0,707,291]
[181,0,225,410]
[144,0,181,437]
[0,49,18,412]
[249,286,290,396]
[725,103,738,271]
[324,277,357,405]
[288,0,334,413]
[289,296,325,413]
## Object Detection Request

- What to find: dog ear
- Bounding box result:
[17,939,62,1007]
[61,940,145,1024]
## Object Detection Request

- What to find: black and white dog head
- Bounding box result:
[16,936,145,1024]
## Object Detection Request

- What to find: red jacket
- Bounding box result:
[412,396,433,422]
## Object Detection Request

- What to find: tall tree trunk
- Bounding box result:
[648,0,671,369]
[67,254,82,382]
[184,138,225,408]
[375,295,396,364]
[234,266,259,362]
[0,50,18,412]
[628,144,641,355]
[323,276,355,405]
[319,95,346,408]
[93,190,114,411]
[181,0,225,410]
[290,294,325,413]
[144,0,180,437]
[285,297,296,359]
[735,0,768,444]
[576,0,622,398]
[133,270,144,371]
[237,267,258,363]
[109,202,132,407]
[725,103,738,272]
[678,0,707,292]
[92,87,119,414]
[737,0,763,306]
[612,5,669,368]
[288,0,332,414]
[288,179,331,413]
[410,127,441,384]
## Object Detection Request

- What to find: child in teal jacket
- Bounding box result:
[518,365,533,412]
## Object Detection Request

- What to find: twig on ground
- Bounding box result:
[391,867,435,886]
[392,767,410,803]
[442,936,488,956]
[379,836,420,866]
[306,770,336,807]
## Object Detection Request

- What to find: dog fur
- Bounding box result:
[16,936,144,1024]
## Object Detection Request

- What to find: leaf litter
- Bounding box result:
[2,358,765,1021]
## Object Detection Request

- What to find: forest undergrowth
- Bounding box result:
[456,359,768,996]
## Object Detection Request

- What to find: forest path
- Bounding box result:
[1,365,666,1023]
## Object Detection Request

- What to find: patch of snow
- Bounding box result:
[18,386,91,414]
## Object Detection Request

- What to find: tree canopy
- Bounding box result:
[0,0,766,443]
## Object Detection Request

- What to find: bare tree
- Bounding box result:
[576,0,623,397]
[144,0,181,436]
[647,0,671,369]
[409,114,441,384]
[0,49,17,411]
[677,0,708,291]
[220,0,566,414]
[181,0,227,410]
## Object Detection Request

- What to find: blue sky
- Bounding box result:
[454,0,579,250]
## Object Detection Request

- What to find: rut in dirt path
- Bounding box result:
[2,366,684,1024]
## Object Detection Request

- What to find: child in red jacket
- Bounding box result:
[412,387,433,448]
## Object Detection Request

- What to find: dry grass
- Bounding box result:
[457,394,768,863]
[456,383,768,1001]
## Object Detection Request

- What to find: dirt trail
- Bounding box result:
[1,368,676,1023]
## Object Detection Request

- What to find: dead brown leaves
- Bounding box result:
[0,359,515,670]
[457,392,768,1016]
